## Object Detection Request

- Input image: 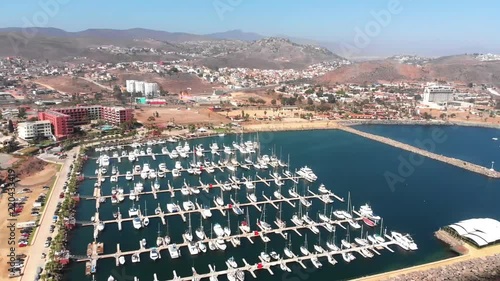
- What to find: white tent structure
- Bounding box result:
[447,218,500,247]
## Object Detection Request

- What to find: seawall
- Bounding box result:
[339,126,500,179]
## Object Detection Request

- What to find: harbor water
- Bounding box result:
[64,129,500,281]
[354,124,500,168]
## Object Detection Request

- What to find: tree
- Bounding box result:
[188,124,196,133]
[94,92,103,101]
[7,120,14,133]
[17,107,27,119]
[307,98,314,105]
[147,116,156,122]
[271,99,277,106]
[439,113,447,120]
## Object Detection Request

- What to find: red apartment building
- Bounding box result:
[38,106,134,140]
[38,111,73,140]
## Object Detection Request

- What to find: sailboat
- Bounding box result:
[183,213,193,242]
[257,204,272,231]
[208,223,216,251]
[326,228,340,251]
[300,234,310,256]
[260,241,271,262]
[224,212,232,236]
[291,200,304,226]
[196,215,206,240]
[239,207,251,233]
[314,232,324,253]
[143,201,150,227]
[373,218,386,243]
[156,223,164,246]
[164,220,171,245]
[274,202,286,229]
[283,236,294,258]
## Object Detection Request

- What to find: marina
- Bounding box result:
[65,132,437,281]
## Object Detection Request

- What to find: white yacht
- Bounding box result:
[172,169,181,177]
[213,224,225,237]
[131,253,140,263]
[150,248,160,261]
[133,217,142,229]
[169,150,179,159]
[125,171,133,181]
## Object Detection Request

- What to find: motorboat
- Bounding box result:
[213,224,225,237]
[141,238,147,248]
[328,254,338,265]
[341,239,351,249]
[125,171,133,181]
[227,270,244,281]
[215,239,227,250]
[226,257,238,268]
[131,253,140,263]
[188,242,199,255]
[247,193,257,202]
[311,256,322,268]
[318,184,329,194]
[169,150,179,159]
[260,251,271,262]
[198,241,207,253]
[183,201,195,211]
[172,169,181,177]
[166,203,180,213]
[195,228,206,240]
[133,217,142,229]
[270,251,280,260]
[149,248,160,261]
[359,204,381,221]
[118,256,125,265]
[175,161,183,170]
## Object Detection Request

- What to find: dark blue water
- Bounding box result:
[355,125,500,168]
[64,129,500,281]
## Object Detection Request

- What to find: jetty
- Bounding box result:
[340,126,500,179]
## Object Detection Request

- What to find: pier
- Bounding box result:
[340,126,500,179]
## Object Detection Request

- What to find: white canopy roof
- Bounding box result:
[448,218,500,247]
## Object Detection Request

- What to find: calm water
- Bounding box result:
[64,129,500,281]
[355,124,500,168]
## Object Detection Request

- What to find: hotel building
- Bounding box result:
[17,120,53,141]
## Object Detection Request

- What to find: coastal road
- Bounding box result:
[20,147,79,281]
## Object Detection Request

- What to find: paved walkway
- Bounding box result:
[20,147,79,281]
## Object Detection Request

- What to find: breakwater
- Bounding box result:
[339,126,500,179]
[382,254,500,281]
[340,119,500,129]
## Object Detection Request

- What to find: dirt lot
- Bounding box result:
[135,107,229,125]
[230,91,278,105]
[34,76,104,94]
[0,163,58,279]
[419,108,500,125]
[111,70,218,94]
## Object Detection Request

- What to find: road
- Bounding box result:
[78,77,113,91]
[20,147,79,281]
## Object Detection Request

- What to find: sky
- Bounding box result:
[1,0,499,56]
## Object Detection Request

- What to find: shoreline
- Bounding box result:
[338,119,500,129]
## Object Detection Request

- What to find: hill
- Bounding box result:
[318,54,500,86]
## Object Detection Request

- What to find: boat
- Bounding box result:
[300,235,310,256]
[141,238,147,248]
[128,203,139,217]
[226,257,238,268]
[125,171,133,181]
[314,233,324,253]
[311,256,322,268]
[359,204,381,222]
[168,244,181,259]
[133,217,142,229]
[224,214,232,236]
[247,193,257,203]
[166,203,180,213]
[198,241,207,253]
[108,276,115,281]
[153,179,161,190]
[297,166,317,182]
[184,213,193,242]
[183,200,195,211]
[227,270,244,281]
[257,204,272,231]
[169,150,179,159]
[155,203,162,215]
[131,253,140,263]
[195,216,206,240]
[156,223,164,246]
[270,251,280,260]
[118,256,125,265]
[260,251,271,262]
[363,217,376,227]
[149,248,160,261]
[213,223,225,237]
[284,236,294,258]
[240,209,251,233]
[188,242,199,255]
[215,239,227,250]
[143,202,150,227]
[318,184,329,194]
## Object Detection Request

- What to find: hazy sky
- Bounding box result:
[1,0,499,56]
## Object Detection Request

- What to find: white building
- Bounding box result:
[134,81,145,94]
[126,80,136,93]
[17,120,53,141]
[144,82,159,97]
[423,85,454,103]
